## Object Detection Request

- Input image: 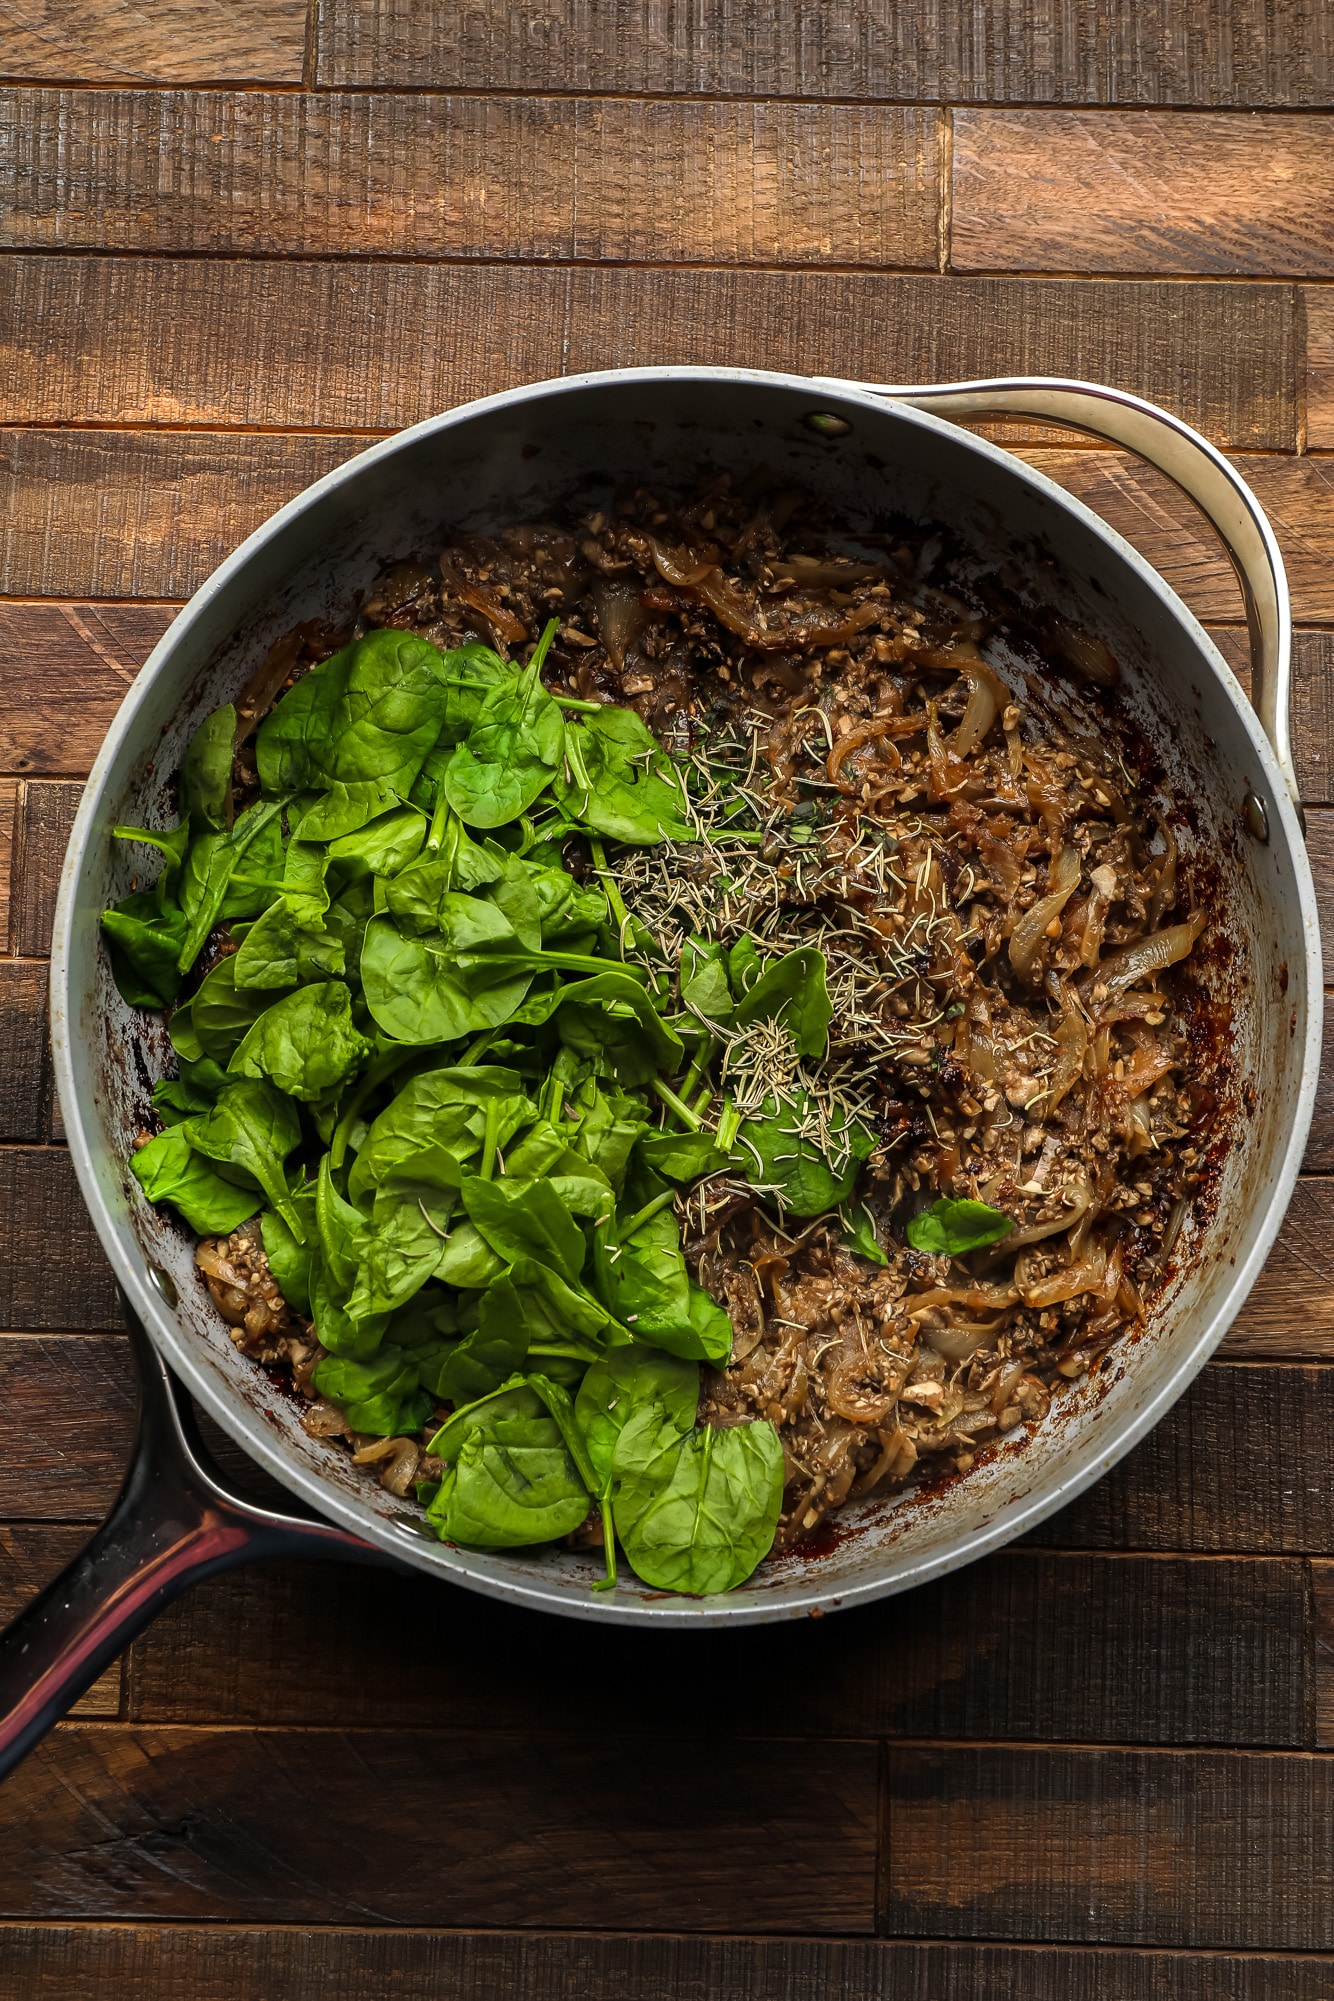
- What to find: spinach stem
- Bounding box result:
[479,1099,502,1180]
[554,694,603,714]
[426,789,451,855]
[715,1100,743,1152]
[589,836,629,959]
[460,1028,497,1066]
[593,1492,618,1591]
[618,1185,679,1240]
[678,1035,718,1102]
[650,1077,703,1131]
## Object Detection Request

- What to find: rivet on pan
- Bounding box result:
[147,1263,178,1308]
[1243,791,1270,843]
[804,411,851,438]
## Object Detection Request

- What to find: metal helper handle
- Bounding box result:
[817,375,1299,824]
[0,1306,384,1784]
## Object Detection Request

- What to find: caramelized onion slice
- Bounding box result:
[949,643,1012,759]
[1009,842,1081,980]
[1092,910,1208,999]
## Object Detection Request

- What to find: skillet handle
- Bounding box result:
[824,374,1299,826]
[0,1307,379,1783]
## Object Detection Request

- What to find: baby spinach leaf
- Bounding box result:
[460,1173,586,1285]
[258,630,450,837]
[260,1186,318,1315]
[228,980,371,1102]
[316,1154,363,1296]
[680,935,734,1029]
[185,1078,303,1236]
[312,1346,431,1436]
[348,1065,533,1202]
[442,647,565,829]
[613,1414,785,1594]
[428,1399,589,1548]
[840,1200,889,1266]
[151,1055,229,1126]
[178,798,286,970]
[504,1255,623,1357]
[432,1220,506,1289]
[171,956,293,1065]
[636,1129,727,1183]
[360,902,534,1044]
[130,1124,261,1235]
[556,705,692,845]
[233,893,343,990]
[554,971,685,1088]
[732,946,831,1058]
[436,642,517,747]
[180,703,236,832]
[732,1092,875,1217]
[102,894,190,1007]
[728,935,761,997]
[485,853,544,950]
[326,804,426,884]
[111,819,192,907]
[383,818,504,931]
[310,1258,388,1359]
[592,1209,732,1365]
[346,1197,446,1325]
[435,1274,532,1405]
[575,1345,699,1484]
[906,1197,1012,1256]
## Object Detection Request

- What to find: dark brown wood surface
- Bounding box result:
[2,3,1334,1994]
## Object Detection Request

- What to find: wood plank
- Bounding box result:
[1309,1560,1334,1748]
[0,258,1299,451]
[0,961,50,1144]
[0,1526,120,1717]
[882,1743,1334,1948]
[0,90,938,266]
[0,432,360,598]
[1015,449,1334,624]
[123,1549,1313,1749]
[9,778,81,958]
[313,0,1334,109]
[1027,1360,1334,1553]
[1304,809,1334,985]
[1305,286,1334,449]
[0,603,171,777]
[0,0,305,83]
[1209,628,1334,807]
[0,1335,133,1518]
[0,1154,121,1333]
[952,109,1334,277]
[0,777,15,950]
[9,432,1334,616]
[0,1724,878,1928]
[0,1928,1327,2001]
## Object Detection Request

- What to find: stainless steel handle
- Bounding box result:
[818,374,1299,820]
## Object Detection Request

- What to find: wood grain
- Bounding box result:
[0,1927,1328,2001]
[1304,285,1334,449]
[0,258,1298,450]
[0,1335,134,1518]
[313,0,1334,108]
[0,0,306,83]
[0,604,171,776]
[882,1743,1334,1948]
[0,432,359,599]
[951,110,1334,277]
[1303,809,1334,985]
[0,90,938,265]
[1309,1559,1334,1749]
[0,1527,120,1716]
[0,1155,120,1333]
[0,1724,878,1928]
[0,962,50,1144]
[1210,628,1334,807]
[8,778,81,957]
[122,1548,1313,1748]
[11,431,1334,616]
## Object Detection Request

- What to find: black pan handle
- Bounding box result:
[0,1305,382,1782]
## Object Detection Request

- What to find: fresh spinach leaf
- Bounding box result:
[326,804,426,884]
[360,902,535,1045]
[840,1200,889,1266]
[180,704,235,832]
[151,1055,229,1126]
[102,894,190,1007]
[554,971,685,1088]
[636,1129,727,1183]
[427,1392,589,1548]
[732,1092,875,1217]
[613,1413,785,1594]
[435,1274,531,1404]
[732,946,831,1058]
[130,1124,261,1234]
[312,1346,432,1436]
[905,1197,1012,1256]
[260,1186,317,1315]
[442,641,565,829]
[348,1065,533,1202]
[228,980,371,1102]
[170,956,293,1065]
[460,1173,586,1285]
[575,1345,699,1484]
[593,1208,732,1365]
[185,1079,303,1237]
[556,705,692,844]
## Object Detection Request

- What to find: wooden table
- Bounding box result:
[2,4,1334,1993]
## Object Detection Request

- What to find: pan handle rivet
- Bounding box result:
[804,411,851,438]
[147,1263,178,1308]
[1243,791,1269,843]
